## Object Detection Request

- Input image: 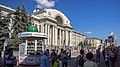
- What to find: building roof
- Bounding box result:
[0,4,15,12]
[31,8,72,28]
[86,37,102,40]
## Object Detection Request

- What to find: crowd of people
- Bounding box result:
[75,47,120,67]
[0,46,120,67]
[39,48,71,67]
[102,48,118,67]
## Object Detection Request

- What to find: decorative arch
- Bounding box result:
[55,15,64,26]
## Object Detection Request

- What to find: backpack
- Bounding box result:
[78,55,85,66]
[51,52,57,59]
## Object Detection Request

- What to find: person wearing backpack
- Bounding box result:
[53,55,60,67]
[61,50,68,67]
[76,49,85,67]
[50,49,57,66]
[84,52,97,67]
[4,48,17,67]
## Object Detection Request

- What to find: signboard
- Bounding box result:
[19,45,25,55]
[19,56,40,65]
[26,56,36,64]
[18,32,47,38]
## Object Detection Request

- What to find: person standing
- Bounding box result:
[4,48,17,67]
[96,48,100,62]
[110,52,117,67]
[102,49,105,59]
[50,49,57,67]
[61,50,68,67]
[46,49,50,57]
[105,50,110,67]
[84,52,97,67]
[76,49,86,67]
[0,50,3,67]
[40,51,49,67]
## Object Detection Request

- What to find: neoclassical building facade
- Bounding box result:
[0,4,86,50]
[31,8,86,50]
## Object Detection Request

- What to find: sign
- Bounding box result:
[26,56,35,64]
[19,56,40,65]
[19,45,25,55]
[18,32,47,38]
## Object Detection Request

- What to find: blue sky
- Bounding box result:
[0,0,120,45]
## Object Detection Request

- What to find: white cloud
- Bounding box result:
[35,0,56,9]
[84,31,92,34]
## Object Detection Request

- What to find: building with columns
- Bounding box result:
[0,4,86,50]
[31,8,86,50]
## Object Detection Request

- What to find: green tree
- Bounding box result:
[0,10,10,48]
[10,5,23,47]
[78,41,84,46]
[21,3,30,31]
[11,4,31,47]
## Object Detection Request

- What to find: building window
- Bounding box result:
[55,16,63,25]
[39,25,41,32]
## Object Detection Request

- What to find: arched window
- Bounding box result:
[55,16,63,25]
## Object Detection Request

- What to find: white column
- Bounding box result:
[55,27,58,46]
[62,30,64,46]
[40,24,43,33]
[42,24,44,33]
[59,29,61,46]
[69,32,72,47]
[42,40,45,52]
[65,31,68,46]
[48,25,50,45]
[63,30,66,49]
[52,26,55,45]
[35,39,37,51]
[45,24,47,46]
[25,40,28,55]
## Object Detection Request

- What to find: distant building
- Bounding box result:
[85,37,102,50]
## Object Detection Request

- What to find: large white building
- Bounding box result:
[31,9,86,50]
[0,4,86,50]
